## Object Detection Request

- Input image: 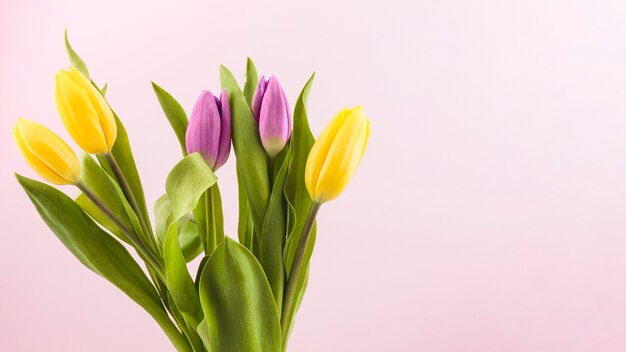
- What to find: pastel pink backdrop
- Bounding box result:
[2,0,626,351]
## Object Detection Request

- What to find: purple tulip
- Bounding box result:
[185,90,231,171]
[251,75,292,157]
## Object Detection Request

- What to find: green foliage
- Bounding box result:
[199,238,282,352]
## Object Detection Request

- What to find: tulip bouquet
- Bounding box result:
[13,32,369,352]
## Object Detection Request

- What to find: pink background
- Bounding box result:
[2,0,626,351]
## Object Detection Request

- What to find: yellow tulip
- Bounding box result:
[54,67,117,154]
[305,106,370,203]
[13,119,81,185]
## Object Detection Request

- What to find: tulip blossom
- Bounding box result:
[13,119,81,185]
[185,90,231,171]
[252,75,292,157]
[305,106,370,203]
[54,67,117,154]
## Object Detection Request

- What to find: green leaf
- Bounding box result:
[220,65,270,235]
[154,194,202,262]
[236,165,254,251]
[154,194,172,248]
[101,83,108,96]
[243,57,259,105]
[196,319,211,351]
[16,174,190,351]
[75,194,127,241]
[179,220,203,262]
[193,185,225,255]
[97,112,151,230]
[259,147,292,313]
[198,237,282,352]
[76,154,133,243]
[282,74,318,340]
[166,153,217,222]
[164,222,203,325]
[152,82,189,155]
[284,73,316,270]
[64,29,90,79]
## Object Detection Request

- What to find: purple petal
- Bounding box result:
[251,75,268,123]
[185,90,221,169]
[214,89,231,170]
[259,76,291,156]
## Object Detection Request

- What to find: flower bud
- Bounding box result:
[252,75,291,157]
[54,67,117,154]
[185,90,231,171]
[305,106,370,203]
[13,119,81,185]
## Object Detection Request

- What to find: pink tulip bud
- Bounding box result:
[251,75,291,157]
[185,90,231,171]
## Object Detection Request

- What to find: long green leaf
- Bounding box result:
[243,57,259,105]
[193,185,225,255]
[64,29,90,79]
[282,74,317,340]
[154,194,203,262]
[75,154,133,243]
[152,82,189,155]
[97,112,151,229]
[16,174,190,351]
[199,237,282,352]
[237,165,254,251]
[220,65,270,235]
[164,222,203,325]
[260,147,291,313]
[166,153,217,222]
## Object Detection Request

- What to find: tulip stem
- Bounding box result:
[281,202,321,340]
[76,182,165,281]
[104,153,157,253]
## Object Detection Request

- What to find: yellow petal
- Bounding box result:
[305,108,350,198]
[55,69,108,153]
[13,119,81,185]
[68,67,117,149]
[314,107,369,202]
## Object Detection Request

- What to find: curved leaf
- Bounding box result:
[164,222,203,325]
[220,65,269,235]
[260,146,291,312]
[243,58,259,105]
[199,237,282,352]
[154,194,202,262]
[166,153,217,222]
[152,82,189,155]
[282,74,318,340]
[97,112,151,230]
[64,29,90,79]
[16,174,189,351]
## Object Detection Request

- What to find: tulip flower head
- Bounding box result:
[252,75,292,157]
[54,67,117,154]
[185,90,231,171]
[13,119,81,185]
[305,106,370,203]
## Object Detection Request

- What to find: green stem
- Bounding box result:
[76,182,165,281]
[267,155,275,184]
[204,186,224,255]
[104,153,156,252]
[281,202,321,339]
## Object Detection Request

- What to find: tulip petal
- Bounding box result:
[185,91,222,170]
[304,108,350,198]
[55,70,108,154]
[215,89,231,170]
[259,76,291,157]
[69,67,117,150]
[251,75,268,123]
[314,106,369,202]
[13,119,80,184]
